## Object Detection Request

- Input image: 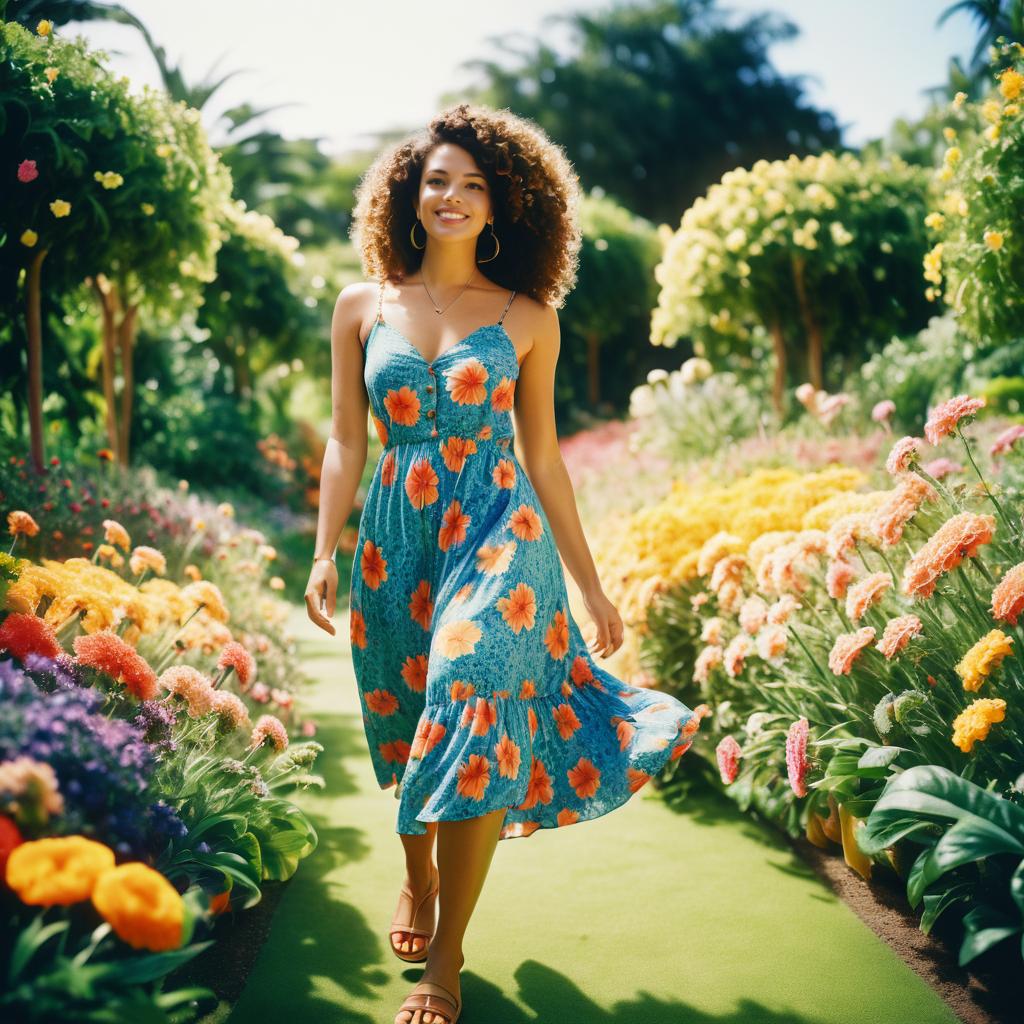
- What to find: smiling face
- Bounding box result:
[414,142,493,242]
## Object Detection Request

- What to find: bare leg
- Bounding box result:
[392,821,439,957]
[395,806,506,1024]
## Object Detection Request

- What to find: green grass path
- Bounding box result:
[226,605,960,1024]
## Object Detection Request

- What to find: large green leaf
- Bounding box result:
[958,904,1020,966]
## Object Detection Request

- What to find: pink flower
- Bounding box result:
[211,691,251,730]
[738,595,768,635]
[723,635,750,678]
[921,457,962,479]
[871,400,896,423]
[990,424,1024,457]
[828,627,877,675]
[715,735,742,784]
[270,687,293,710]
[17,159,39,183]
[826,557,855,600]
[700,617,724,644]
[817,393,850,426]
[826,513,874,560]
[158,665,215,717]
[870,473,937,546]
[766,595,799,625]
[250,681,271,703]
[876,614,923,658]
[755,623,788,660]
[217,641,255,687]
[900,512,997,598]
[795,383,818,411]
[924,394,985,445]
[301,720,318,737]
[693,644,723,684]
[885,436,922,475]
[785,717,810,797]
[249,714,289,752]
[845,571,891,621]
[991,563,1024,626]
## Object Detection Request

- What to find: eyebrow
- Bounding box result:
[425,168,487,179]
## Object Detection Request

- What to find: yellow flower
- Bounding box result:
[984,230,1005,251]
[129,546,167,576]
[156,143,173,158]
[217,502,235,518]
[91,863,184,952]
[942,126,956,142]
[44,66,59,83]
[183,564,202,581]
[924,212,945,231]
[269,576,285,591]
[181,579,229,623]
[984,123,1002,143]
[102,518,131,550]
[36,19,52,36]
[925,286,937,302]
[982,97,1003,124]
[951,698,1007,753]
[952,91,967,109]
[95,544,125,568]
[943,146,961,166]
[956,629,1014,691]
[923,242,944,285]
[140,202,155,215]
[6,836,115,906]
[93,170,124,190]
[937,165,954,183]
[49,199,71,218]
[20,229,38,247]
[999,67,1024,101]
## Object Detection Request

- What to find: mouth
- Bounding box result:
[435,210,469,223]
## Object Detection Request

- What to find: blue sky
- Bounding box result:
[67,0,975,154]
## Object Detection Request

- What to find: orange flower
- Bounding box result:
[552,702,582,740]
[527,705,538,738]
[518,756,553,809]
[249,714,289,751]
[452,581,475,603]
[402,653,428,692]
[383,385,421,425]
[7,510,40,537]
[567,756,601,799]
[370,414,388,446]
[381,450,397,486]
[991,562,1024,625]
[91,862,184,952]
[561,680,572,698]
[365,688,399,716]
[74,630,158,701]
[409,579,434,630]
[379,739,411,764]
[440,436,477,472]
[876,614,922,658]
[924,394,985,445]
[0,612,61,662]
[519,679,536,699]
[470,696,498,735]
[410,717,446,759]
[128,545,166,577]
[616,718,635,750]
[217,640,255,686]
[490,377,516,412]
[828,627,876,675]
[845,571,892,621]
[436,618,482,659]
[494,733,521,778]
[476,540,516,575]
[439,500,471,551]
[951,697,1006,752]
[350,609,367,649]
[570,656,595,687]
[544,609,570,660]
[6,835,115,906]
[451,679,476,700]
[901,512,996,598]
[405,458,439,509]
[360,539,389,589]
[101,519,130,550]
[492,459,516,488]
[445,359,489,405]
[477,424,493,440]
[556,807,579,827]
[627,767,651,793]
[509,504,543,541]
[496,582,537,632]
[456,753,491,800]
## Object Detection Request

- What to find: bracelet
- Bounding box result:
[312,553,336,562]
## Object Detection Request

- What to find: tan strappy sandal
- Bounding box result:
[396,980,461,1024]
[389,864,439,962]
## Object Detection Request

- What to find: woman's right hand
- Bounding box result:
[305,558,339,636]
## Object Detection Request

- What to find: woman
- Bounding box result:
[305,103,701,1024]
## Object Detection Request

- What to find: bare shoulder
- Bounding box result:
[516,296,560,361]
[333,281,380,347]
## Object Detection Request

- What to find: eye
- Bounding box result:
[426,176,484,189]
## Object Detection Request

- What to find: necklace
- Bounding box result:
[420,267,476,315]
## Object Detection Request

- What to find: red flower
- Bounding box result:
[0,613,61,662]
[73,630,158,701]
[17,159,38,183]
[0,815,24,877]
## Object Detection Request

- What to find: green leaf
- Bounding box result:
[958,904,1020,967]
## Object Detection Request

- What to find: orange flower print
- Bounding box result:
[349,609,367,649]
[561,680,572,698]
[509,505,543,541]
[409,579,434,630]
[405,458,440,509]
[491,377,515,412]
[544,609,570,660]
[519,679,537,699]
[379,739,411,764]
[568,756,601,799]
[436,618,482,659]
[453,581,475,604]
[401,653,428,692]
[370,414,388,446]
[518,756,553,809]
[365,688,399,716]
[381,450,397,486]
[477,424,493,440]
[439,500,471,551]
[460,701,475,729]
[440,436,477,472]
[384,385,421,425]
[571,656,594,687]
[476,540,516,575]
[556,807,579,827]
[456,753,491,800]
[361,540,388,589]
[410,717,447,759]
[451,680,476,700]
[495,733,522,778]
[495,688,511,699]
[552,702,582,740]
[616,719,635,751]
[670,738,693,760]
[471,696,498,736]
[627,767,651,793]
[446,358,488,405]
[492,458,516,489]
[527,705,538,738]
[496,581,537,633]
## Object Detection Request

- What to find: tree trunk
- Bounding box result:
[91,275,120,460]
[25,248,49,473]
[768,317,786,417]
[586,331,600,408]
[791,254,824,390]
[117,302,138,466]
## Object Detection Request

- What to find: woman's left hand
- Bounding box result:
[582,586,624,659]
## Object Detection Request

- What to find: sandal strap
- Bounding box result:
[398,982,460,1019]
[390,875,439,934]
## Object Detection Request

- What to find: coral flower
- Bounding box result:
[956,630,1014,692]
[383,385,421,426]
[692,644,723,684]
[544,609,570,660]
[924,394,985,445]
[785,717,810,797]
[496,581,537,633]
[476,540,516,574]
[519,679,536,699]
[349,608,367,649]
[723,634,750,678]
[767,595,799,624]
[249,713,289,751]
[445,358,489,405]
[885,437,922,475]
[492,458,516,488]
[627,766,651,792]
[616,718,635,750]
[922,458,962,479]
[990,424,1024,457]
[7,510,40,538]
[440,436,477,472]
[845,571,891,621]
[211,691,250,730]
[876,614,923,658]
[495,733,522,778]
[365,688,400,716]
[519,756,553,808]
[700,617,724,644]
[74,629,158,700]
[405,459,440,509]
[570,656,595,687]
[738,595,768,635]
[409,579,434,630]
[456,753,491,800]
[556,807,579,827]
[828,627,876,675]
[360,539,389,589]
[991,562,1024,626]
[567,756,601,800]
[491,377,516,412]
[181,579,229,623]
[381,449,397,485]
[402,653,428,693]
[716,735,742,784]
[102,519,130,550]
[158,665,215,716]
[470,696,498,735]
[552,702,582,740]
[437,618,483,659]
[7,836,116,906]
[755,623,788,660]
[0,612,61,662]
[451,680,476,700]
[900,512,996,598]
[438,499,471,551]
[410,717,447,759]
[92,862,184,951]
[509,505,543,541]
[17,159,39,183]
[128,545,166,576]
[379,739,411,764]
[370,414,388,447]
[871,400,895,424]
[871,473,937,547]
[217,640,255,686]
[951,698,1006,753]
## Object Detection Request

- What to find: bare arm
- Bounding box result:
[512,304,624,659]
[304,285,371,635]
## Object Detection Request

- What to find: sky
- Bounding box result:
[65,0,976,156]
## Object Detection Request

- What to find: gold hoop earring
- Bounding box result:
[410,218,426,251]
[477,222,499,263]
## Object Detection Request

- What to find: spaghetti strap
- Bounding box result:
[376,279,385,324]
[498,289,517,325]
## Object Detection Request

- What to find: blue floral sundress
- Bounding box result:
[349,281,702,840]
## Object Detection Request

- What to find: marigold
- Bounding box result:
[955,630,1014,692]
[826,558,855,600]
[766,594,799,624]
[700,617,724,645]
[128,545,166,576]
[991,562,1024,626]
[828,627,876,675]
[924,394,985,445]
[7,511,40,538]
[738,595,768,635]
[692,644,722,684]
[755,623,788,660]
[0,612,61,662]
[250,713,289,751]
[900,512,996,598]
[211,691,251,730]
[845,571,891,621]
[73,629,158,700]
[217,640,256,686]
[102,519,130,550]
[876,614,922,658]
[723,634,750,677]
[6,835,115,905]
[181,579,229,623]
[91,862,184,951]
[951,697,1006,753]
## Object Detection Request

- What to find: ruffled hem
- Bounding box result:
[385,667,703,841]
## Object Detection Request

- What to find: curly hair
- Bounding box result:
[350,103,582,308]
